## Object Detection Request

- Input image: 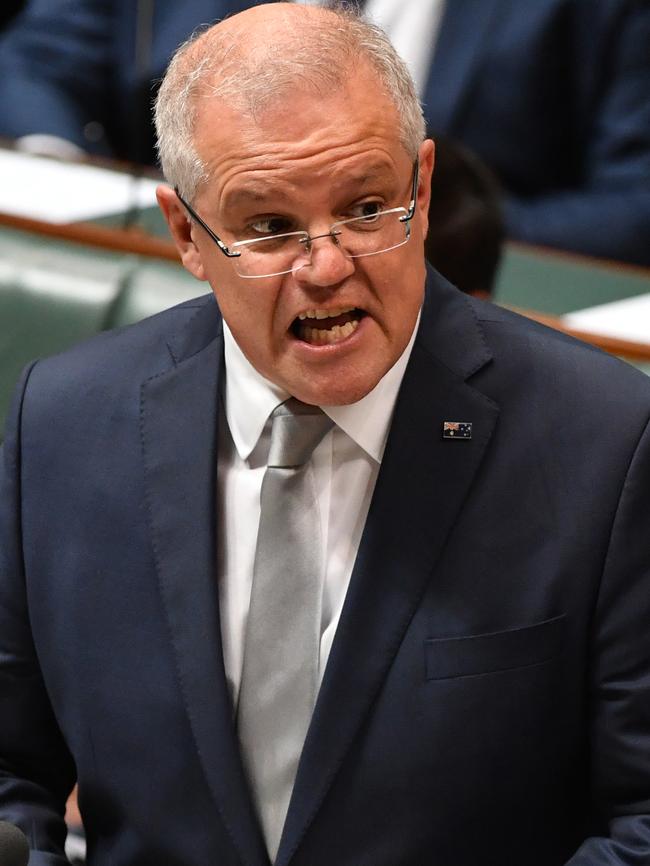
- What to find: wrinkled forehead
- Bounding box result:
[192,58,398,151]
[194,46,385,121]
[190,72,406,203]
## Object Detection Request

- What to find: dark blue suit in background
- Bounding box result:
[425,0,650,264]
[0,0,649,264]
[0,0,261,163]
[2,270,650,864]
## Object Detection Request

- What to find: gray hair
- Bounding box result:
[154,3,426,201]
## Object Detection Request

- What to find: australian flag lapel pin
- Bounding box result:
[443,421,472,440]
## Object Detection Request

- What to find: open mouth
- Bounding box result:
[291,306,366,345]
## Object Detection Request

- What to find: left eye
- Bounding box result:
[348,202,383,222]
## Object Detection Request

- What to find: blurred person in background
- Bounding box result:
[424,136,504,298]
[0,0,648,266]
[0,1,24,31]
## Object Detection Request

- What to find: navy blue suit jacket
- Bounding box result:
[2,270,650,865]
[0,0,649,264]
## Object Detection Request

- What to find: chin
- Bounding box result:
[289,373,383,407]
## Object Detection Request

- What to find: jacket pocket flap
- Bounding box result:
[425,614,565,680]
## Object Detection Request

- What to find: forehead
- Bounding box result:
[191,65,409,206]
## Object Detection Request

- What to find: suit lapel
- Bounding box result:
[277,273,499,866]
[424,0,503,133]
[140,301,268,866]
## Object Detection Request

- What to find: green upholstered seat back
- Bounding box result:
[495,243,650,315]
[0,229,131,431]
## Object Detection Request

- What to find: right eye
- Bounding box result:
[249,216,294,236]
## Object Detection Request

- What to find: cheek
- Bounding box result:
[212,282,281,362]
[206,264,266,328]
[373,256,423,319]
[384,276,425,344]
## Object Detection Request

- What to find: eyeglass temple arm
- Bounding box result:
[174,188,241,258]
[400,157,420,223]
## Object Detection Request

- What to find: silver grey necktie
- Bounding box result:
[237,399,334,862]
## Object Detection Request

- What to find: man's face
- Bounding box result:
[160,65,434,405]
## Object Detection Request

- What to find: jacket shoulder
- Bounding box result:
[467,294,650,410]
[16,293,220,422]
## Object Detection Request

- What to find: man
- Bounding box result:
[1,4,650,865]
[0,0,649,265]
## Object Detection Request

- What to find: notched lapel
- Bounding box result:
[140,308,268,866]
[277,276,499,866]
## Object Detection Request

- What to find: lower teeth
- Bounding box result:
[300,318,359,344]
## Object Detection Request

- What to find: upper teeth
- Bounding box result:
[298,306,356,320]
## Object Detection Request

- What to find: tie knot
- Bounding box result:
[267,398,334,468]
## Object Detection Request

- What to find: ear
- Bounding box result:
[156,184,207,281]
[416,138,435,240]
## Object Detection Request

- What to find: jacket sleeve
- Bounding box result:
[504,190,650,267]
[565,416,650,864]
[0,362,76,865]
[0,0,113,152]
[504,0,650,267]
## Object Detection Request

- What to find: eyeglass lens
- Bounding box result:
[233,209,410,278]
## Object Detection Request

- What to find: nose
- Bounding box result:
[292,232,355,287]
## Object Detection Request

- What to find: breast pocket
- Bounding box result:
[424,614,565,680]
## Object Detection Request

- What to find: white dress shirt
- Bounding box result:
[298,0,447,99]
[217,316,420,706]
[363,0,446,98]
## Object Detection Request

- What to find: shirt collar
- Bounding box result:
[223,311,421,464]
[223,322,289,461]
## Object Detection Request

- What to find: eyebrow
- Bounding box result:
[222,187,272,210]
[221,163,399,211]
[334,168,397,193]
